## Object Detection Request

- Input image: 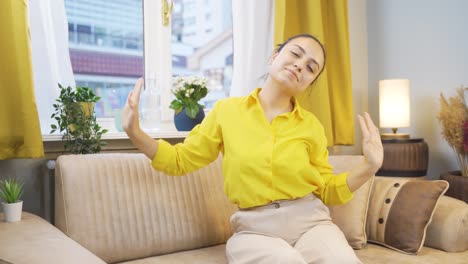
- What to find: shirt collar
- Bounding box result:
[243,87,305,120]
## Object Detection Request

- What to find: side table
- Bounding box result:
[376,138,429,177]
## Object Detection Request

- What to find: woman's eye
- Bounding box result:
[307,66,314,73]
[291,51,299,57]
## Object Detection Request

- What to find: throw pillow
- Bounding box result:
[366,177,449,254]
[328,155,374,249]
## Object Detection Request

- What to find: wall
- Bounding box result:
[367,0,468,179]
[0,159,49,219]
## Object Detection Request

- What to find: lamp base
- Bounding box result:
[381,133,410,140]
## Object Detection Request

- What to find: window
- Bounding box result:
[68,23,75,42]
[171,0,232,109]
[64,0,143,132]
[76,24,92,44]
[94,27,107,47]
[52,0,232,134]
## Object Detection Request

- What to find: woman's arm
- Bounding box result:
[122,78,158,159]
[346,112,383,192]
[122,78,223,176]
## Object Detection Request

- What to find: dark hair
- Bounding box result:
[276,33,326,77]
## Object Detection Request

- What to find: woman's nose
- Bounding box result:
[293,64,302,72]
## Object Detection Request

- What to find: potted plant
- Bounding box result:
[170,76,209,131]
[50,84,108,154]
[0,177,24,222]
[437,86,468,202]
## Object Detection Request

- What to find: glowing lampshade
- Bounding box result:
[379,79,410,138]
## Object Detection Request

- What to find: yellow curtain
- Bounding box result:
[0,0,44,159]
[275,0,354,146]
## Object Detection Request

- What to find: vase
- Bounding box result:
[1,200,23,222]
[440,171,468,203]
[140,84,161,132]
[174,107,205,131]
[67,102,95,132]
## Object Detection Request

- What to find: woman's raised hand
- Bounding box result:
[358,112,384,172]
[122,78,143,136]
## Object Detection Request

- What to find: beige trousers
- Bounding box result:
[226,194,362,264]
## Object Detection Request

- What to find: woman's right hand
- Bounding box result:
[122,78,143,136]
[121,78,159,159]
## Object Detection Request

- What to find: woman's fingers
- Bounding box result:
[131,78,143,104]
[364,112,380,138]
[126,90,133,104]
[125,78,143,109]
[358,115,370,140]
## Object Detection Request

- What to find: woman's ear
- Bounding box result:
[268,50,279,65]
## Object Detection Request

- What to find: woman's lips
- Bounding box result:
[285,68,299,81]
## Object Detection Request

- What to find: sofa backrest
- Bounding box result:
[55,153,237,263]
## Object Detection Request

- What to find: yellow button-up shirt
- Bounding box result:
[152,88,354,208]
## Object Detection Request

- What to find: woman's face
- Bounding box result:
[268,37,325,96]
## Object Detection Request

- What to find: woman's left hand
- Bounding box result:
[358,112,384,172]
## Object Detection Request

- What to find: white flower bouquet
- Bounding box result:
[170,76,209,119]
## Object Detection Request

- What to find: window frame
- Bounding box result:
[143,0,173,122]
[47,0,231,139]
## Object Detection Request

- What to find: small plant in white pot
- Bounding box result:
[0,177,24,222]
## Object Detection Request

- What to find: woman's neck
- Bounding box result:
[259,77,293,114]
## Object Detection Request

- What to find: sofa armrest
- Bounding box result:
[0,212,105,264]
[424,195,468,252]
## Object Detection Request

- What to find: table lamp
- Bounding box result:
[377,79,429,177]
[379,79,410,139]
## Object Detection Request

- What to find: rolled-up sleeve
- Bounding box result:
[310,125,354,205]
[151,100,224,176]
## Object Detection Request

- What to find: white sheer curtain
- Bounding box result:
[29,0,75,134]
[230,0,275,97]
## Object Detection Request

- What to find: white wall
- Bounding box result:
[367,0,468,179]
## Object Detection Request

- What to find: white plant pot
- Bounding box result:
[1,200,23,222]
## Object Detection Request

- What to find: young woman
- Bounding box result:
[122,33,383,264]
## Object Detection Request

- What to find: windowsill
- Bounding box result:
[42,129,189,159]
[42,131,189,142]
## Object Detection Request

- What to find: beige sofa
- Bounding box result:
[1,153,467,264]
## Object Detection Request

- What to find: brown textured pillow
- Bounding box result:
[328,155,374,249]
[366,177,449,255]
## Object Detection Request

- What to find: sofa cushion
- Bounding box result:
[328,155,374,249]
[55,154,238,264]
[116,243,468,264]
[425,195,468,252]
[366,177,449,254]
[356,243,468,264]
[0,212,105,264]
[117,244,227,264]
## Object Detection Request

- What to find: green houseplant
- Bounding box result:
[170,76,209,118]
[0,177,24,222]
[170,76,209,131]
[50,84,108,154]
